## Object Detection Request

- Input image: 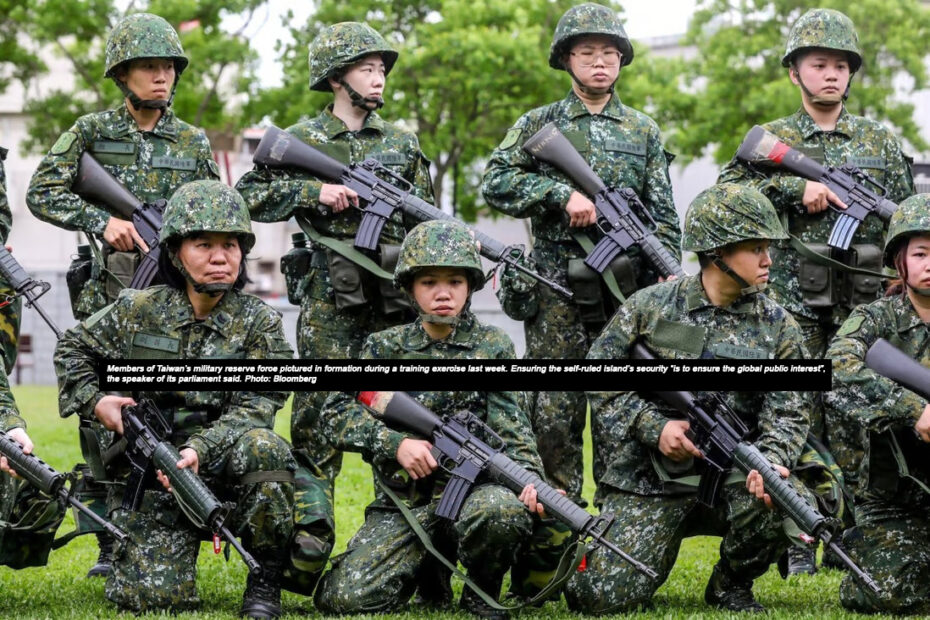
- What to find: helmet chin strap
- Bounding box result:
[794,68,850,107]
[566,66,616,97]
[711,254,767,297]
[169,251,235,298]
[338,78,384,110]
[115,76,178,112]
[907,282,930,297]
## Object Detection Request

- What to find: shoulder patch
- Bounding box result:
[499,128,522,150]
[836,315,865,337]
[51,132,78,156]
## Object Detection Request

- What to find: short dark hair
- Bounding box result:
[157,237,251,292]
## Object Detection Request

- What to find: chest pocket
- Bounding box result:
[794,145,825,165]
[129,332,180,359]
[90,140,137,166]
[605,138,647,189]
[648,319,706,357]
[314,142,352,165]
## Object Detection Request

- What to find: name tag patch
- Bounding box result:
[152,156,196,171]
[605,139,646,156]
[92,140,136,154]
[847,156,886,170]
[711,343,770,359]
[370,152,405,165]
[132,332,180,353]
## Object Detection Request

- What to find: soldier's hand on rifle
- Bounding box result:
[519,483,566,519]
[104,217,149,253]
[95,395,135,434]
[565,191,597,228]
[396,438,438,480]
[746,466,789,510]
[802,181,847,215]
[914,404,930,443]
[658,420,702,462]
[0,428,33,478]
[155,448,199,492]
[319,183,359,214]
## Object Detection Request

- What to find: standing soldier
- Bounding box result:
[25,12,220,578]
[0,147,21,376]
[236,21,433,593]
[718,7,914,574]
[481,3,680,506]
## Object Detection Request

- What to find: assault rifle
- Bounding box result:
[121,400,261,575]
[864,338,930,400]
[252,126,572,299]
[75,153,165,289]
[736,125,897,251]
[357,390,658,579]
[630,341,881,594]
[522,122,684,279]
[0,245,62,338]
[0,429,126,542]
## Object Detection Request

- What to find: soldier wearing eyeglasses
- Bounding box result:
[481,2,680,508]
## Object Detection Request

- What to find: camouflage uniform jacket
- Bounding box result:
[718,107,914,322]
[0,371,24,433]
[320,311,543,509]
[236,105,433,243]
[481,90,680,282]
[54,285,293,466]
[27,105,219,235]
[0,147,11,241]
[825,294,930,500]
[587,275,809,498]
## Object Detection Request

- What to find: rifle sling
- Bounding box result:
[295,214,393,281]
[376,473,585,610]
[571,231,626,303]
[84,233,136,292]
[788,233,886,279]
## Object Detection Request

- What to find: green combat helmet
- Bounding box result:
[394,220,485,324]
[683,183,786,295]
[883,193,930,268]
[782,8,862,72]
[549,2,634,70]
[308,22,397,110]
[162,180,255,295]
[104,13,188,110]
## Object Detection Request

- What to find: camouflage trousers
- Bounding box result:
[793,313,836,441]
[315,483,533,613]
[839,495,930,615]
[104,428,295,613]
[524,243,608,505]
[566,485,796,614]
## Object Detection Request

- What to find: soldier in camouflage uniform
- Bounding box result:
[718,7,914,574]
[236,21,433,593]
[481,3,680,505]
[26,13,219,577]
[0,148,21,374]
[824,194,930,614]
[567,184,812,614]
[314,220,559,618]
[54,181,295,619]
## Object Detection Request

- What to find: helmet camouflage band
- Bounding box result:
[104,13,188,79]
[162,180,255,253]
[308,22,398,92]
[549,2,634,70]
[883,194,930,267]
[394,220,485,292]
[782,8,862,72]
[682,183,787,253]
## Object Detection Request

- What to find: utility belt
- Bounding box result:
[281,226,410,318]
[794,240,883,310]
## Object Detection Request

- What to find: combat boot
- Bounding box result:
[786,545,817,575]
[821,537,850,571]
[460,572,508,619]
[86,532,113,578]
[704,562,765,613]
[413,563,453,609]
[240,552,285,619]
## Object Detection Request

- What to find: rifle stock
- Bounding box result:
[864,338,930,400]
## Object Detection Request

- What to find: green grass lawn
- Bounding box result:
[0,386,878,619]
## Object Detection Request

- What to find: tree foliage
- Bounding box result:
[4,0,265,155]
[670,0,930,164]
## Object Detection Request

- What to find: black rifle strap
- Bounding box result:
[376,473,584,609]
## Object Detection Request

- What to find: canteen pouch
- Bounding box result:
[105,249,140,301]
[799,243,838,308]
[377,243,411,317]
[567,258,607,324]
[280,234,313,305]
[607,254,639,297]
[847,243,882,307]
[66,245,93,317]
[327,251,368,310]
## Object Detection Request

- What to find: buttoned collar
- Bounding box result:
[400,312,478,352]
[793,106,852,140]
[319,104,387,140]
[684,274,757,315]
[562,89,625,122]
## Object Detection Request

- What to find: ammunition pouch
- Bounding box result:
[327,250,368,310]
[66,246,93,319]
[497,262,540,322]
[798,243,838,308]
[567,258,607,324]
[607,254,638,298]
[798,243,883,309]
[377,243,410,318]
[0,474,68,568]
[847,244,882,307]
[104,249,140,301]
[324,245,411,317]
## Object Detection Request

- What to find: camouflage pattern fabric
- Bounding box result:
[393,219,484,292]
[481,89,680,503]
[681,183,787,252]
[315,311,563,610]
[104,13,188,78]
[236,104,433,582]
[54,285,294,612]
[585,274,809,500]
[782,8,862,69]
[548,2,633,69]
[0,352,24,433]
[161,180,255,251]
[0,150,20,373]
[307,22,397,92]
[882,193,930,267]
[26,104,219,319]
